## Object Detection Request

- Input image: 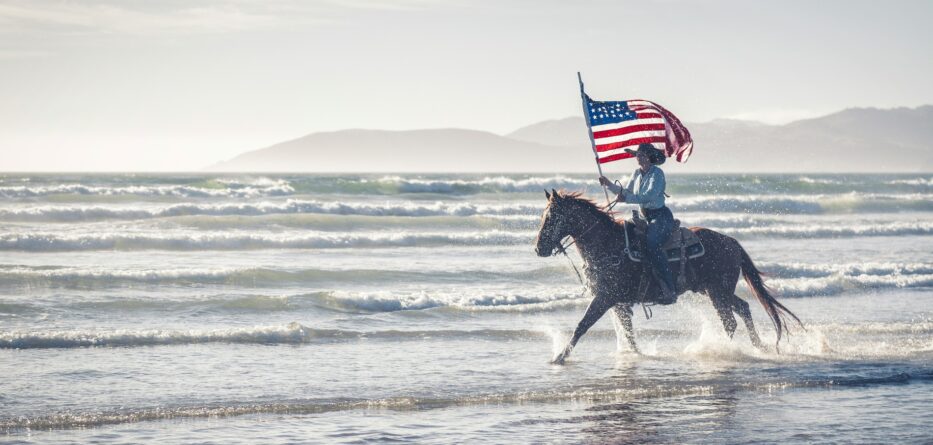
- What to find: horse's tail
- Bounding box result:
[739,246,802,346]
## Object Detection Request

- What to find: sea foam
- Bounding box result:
[2,218,927,252]
[0,178,293,199]
[0,200,542,222]
[0,230,535,251]
[2,192,929,223]
[0,322,584,349]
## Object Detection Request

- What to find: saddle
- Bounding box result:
[622,211,705,263]
[622,210,705,305]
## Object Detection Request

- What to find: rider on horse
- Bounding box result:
[598,143,676,301]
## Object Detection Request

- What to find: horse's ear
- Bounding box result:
[551,188,558,199]
[544,189,551,200]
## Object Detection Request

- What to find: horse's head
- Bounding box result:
[535,188,573,257]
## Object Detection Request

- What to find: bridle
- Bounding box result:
[546,199,622,290]
[549,199,620,254]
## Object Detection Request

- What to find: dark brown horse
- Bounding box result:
[535,189,801,364]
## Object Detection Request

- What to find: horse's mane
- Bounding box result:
[556,190,623,228]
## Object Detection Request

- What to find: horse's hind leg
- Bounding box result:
[708,289,738,338]
[732,294,765,350]
[610,304,639,353]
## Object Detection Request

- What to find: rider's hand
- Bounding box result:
[616,191,626,202]
[598,176,612,187]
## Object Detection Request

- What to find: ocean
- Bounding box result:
[1,173,931,444]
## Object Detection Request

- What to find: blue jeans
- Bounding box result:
[643,206,676,292]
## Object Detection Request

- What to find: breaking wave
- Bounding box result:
[744,261,933,297]
[0,178,293,199]
[9,319,929,351]
[886,177,933,187]
[721,221,933,238]
[766,273,933,298]
[761,261,933,279]
[0,200,542,222]
[293,174,933,196]
[3,258,930,316]
[797,176,843,185]
[0,265,570,288]
[0,322,585,349]
[0,230,535,251]
[0,286,589,317]
[3,260,931,296]
[4,174,931,200]
[2,193,929,223]
[670,193,933,214]
[3,218,927,252]
[373,175,591,194]
[298,288,585,314]
[0,322,351,349]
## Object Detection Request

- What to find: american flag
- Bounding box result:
[584,95,694,164]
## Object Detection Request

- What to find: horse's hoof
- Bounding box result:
[551,352,568,365]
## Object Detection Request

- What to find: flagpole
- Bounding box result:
[577,72,612,205]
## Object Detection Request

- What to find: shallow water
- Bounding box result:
[1,173,931,443]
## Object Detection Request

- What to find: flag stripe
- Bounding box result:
[595,130,667,146]
[627,100,654,108]
[635,111,662,119]
[591,117,664,133]
[597,152,635,164]
[592,123,666,139]
[676,142,694,162]
[595,136,667,152]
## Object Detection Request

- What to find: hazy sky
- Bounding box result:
[2,0,931,171]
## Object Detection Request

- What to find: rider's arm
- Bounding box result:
[623,170,638,195]
[623,168,665,206]
[604,170,637,197]
[604,180,622,195]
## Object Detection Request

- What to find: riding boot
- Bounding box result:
[650,264,676,304]
[657,280,675,304]
[656,259,677,302]
[644,206,678,304]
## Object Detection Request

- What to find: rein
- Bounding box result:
[556,199,620,253]
[554,199,620,292]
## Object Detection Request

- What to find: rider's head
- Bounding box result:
[626,143,666,167]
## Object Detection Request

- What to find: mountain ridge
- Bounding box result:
[208,105,933,173]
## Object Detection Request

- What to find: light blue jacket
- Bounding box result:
[606,166,667,210]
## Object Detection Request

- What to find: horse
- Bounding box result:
[535,189,801,365]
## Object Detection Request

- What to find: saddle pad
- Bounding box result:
[623,225,705,263]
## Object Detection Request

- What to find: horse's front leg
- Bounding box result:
[610,304,639,354]
[552,293,614,365]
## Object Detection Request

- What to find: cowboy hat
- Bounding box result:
[624,143,666,165]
